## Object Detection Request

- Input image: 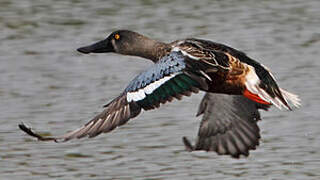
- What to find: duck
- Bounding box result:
[19,30,300,158]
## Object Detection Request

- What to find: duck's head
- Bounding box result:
[77,30,167,61]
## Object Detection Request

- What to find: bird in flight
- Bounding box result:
[19,30,300,158]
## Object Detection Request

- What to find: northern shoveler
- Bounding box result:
[19,30,300,158]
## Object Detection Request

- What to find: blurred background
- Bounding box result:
[0,0,319,179]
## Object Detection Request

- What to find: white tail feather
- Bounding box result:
[279,88,301,108]
[245,66,301,110]
[246,83,301,110]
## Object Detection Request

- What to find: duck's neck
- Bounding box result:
[121,36,170,62]
[141,40,170,62]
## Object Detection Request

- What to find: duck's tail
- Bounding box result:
[278,88,301,108]
[243,87,301,110]
[243,66,301,110]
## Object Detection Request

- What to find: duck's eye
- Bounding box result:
[114,34,120,40]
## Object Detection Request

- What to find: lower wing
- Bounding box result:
[183,92,270,158]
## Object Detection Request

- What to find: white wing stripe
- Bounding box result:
[126,73,181,102]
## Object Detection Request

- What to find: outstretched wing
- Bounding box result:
[19,94,142,142]
[19,51,207,142]
[183,93,270,158]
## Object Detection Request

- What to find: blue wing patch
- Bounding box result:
[124,51,200,110]
[125,51,186,93]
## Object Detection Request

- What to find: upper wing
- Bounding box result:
[183,92,270,158]
[19,51,207,142]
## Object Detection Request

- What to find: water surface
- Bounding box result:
[1,0,319,179]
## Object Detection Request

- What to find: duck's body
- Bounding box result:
[19,30,300,158]
[168,38,296,108]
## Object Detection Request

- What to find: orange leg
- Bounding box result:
[243,89,272,105]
